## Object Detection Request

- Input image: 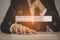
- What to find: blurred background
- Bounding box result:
[0,0,60,29]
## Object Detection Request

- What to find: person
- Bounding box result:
[1,0,60,34]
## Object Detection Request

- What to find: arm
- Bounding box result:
[45,0,60,32]
[1,21,12,33]
[32,0,60,32]
[1,4,37,34]
[1,5,15,33]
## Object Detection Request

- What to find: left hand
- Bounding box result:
[11,23,37,35]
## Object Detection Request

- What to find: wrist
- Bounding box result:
[10,23,17,33]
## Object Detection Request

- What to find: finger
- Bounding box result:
[12,26,16,33]
[19,25,23,35]
[15,28,19,34]
[22,26,26,35]
[26,27,33,35]
[17,28,21,34]
[15,24,21,34]
[14,23,18,34]
[30,29,37,34]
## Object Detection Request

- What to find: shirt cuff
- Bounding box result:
[10,24,15,33]
[40,8,47,16]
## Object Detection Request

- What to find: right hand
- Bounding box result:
[32,0,46,13]
[11,23,37,35]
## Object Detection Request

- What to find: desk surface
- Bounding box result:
[0,32,60,40]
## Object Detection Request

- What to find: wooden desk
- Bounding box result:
[0,31,60,40]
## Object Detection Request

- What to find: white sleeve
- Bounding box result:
[10,24,15,33]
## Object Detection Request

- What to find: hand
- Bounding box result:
[32,0,46,13]
[32,0,40,8]
[11,23,37,35]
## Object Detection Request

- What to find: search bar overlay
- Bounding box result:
[15,16,52,22]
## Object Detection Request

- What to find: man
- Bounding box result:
[1,0,60,34]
